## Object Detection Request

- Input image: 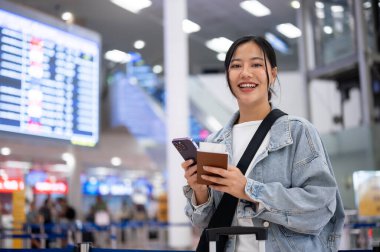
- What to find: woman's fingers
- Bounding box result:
[181,159,194,169]
[184,165,197,179]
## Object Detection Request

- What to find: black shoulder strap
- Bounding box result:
[237,108,287,174]
[196,109,287,252]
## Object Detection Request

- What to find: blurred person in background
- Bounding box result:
[38,196,55,248]
[57,197,76,246]
[57,197,76,223]
[181,36,345,252]
[26,200,42,248]
[119,199,134,244]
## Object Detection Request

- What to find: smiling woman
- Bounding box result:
[181,35,345,252]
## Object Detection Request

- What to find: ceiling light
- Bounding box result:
[152,65,163,74]
[134,40,145,49]
[1,147,11,156]
[265,32,289,54]
[363,1,372,8]
[4,161,30,169]
[316,8,325,19]
[111,156,122,166]
[315,1,324,8]
[182,19,201,34]
[217,53,226,62]
[240,0,271,17]
[331,5,344,13]
[105,49,131,63]
[61,12,74,23]
[290,1,300,9]
[205,37,233,53]
[110,0,152,14]
[323,26,333,34]
[276,23,301,39]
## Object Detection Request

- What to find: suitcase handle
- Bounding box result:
[206,226,268,241]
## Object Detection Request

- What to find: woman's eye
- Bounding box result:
[252,63,262,68]
[230,64,241,69]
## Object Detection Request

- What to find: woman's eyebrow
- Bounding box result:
[231,56,264,62]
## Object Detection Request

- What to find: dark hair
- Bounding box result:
[224,36,277,101]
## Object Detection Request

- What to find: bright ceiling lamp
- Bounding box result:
[61,12,74,23]
[1,147,11,156]
[276,23,301,38]
[110,0,152,14]
[323,26,333,34]
[105,49,131,63]
[331,5,344,13]
[290,1,300,9]
[134,40,145,49]
[152,65,163,74]
[182,19,201,34]
[240,0,271,17]
[217,53,226,62]
[265,32,289,54]
[205,37,233,53]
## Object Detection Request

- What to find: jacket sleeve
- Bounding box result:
[183,185,221,229]
[245,121,338,235]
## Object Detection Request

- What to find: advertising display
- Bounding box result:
[0,3,100,146]
[0,177,24,193]
[353,170,380,217]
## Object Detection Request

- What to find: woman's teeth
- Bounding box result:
[239,83,257,88]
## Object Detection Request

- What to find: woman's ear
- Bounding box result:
[271,67,278,84]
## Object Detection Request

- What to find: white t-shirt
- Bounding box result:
[232,120,269,252]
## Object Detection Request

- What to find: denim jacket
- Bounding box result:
[183,111,345,252]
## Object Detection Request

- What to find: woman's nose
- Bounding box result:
[240,66,252,78]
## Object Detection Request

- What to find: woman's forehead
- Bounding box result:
[232,42,264,60]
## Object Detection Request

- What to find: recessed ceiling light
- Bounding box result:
[240,0,271,17]
[363,1,372,8]
[205,37,233,53]
[104,49,131,63]
[1,147,11,156]
[217,53,226,62]
[276,23,301,38]
[323,26,333,34]
[134,40,145,49]
[316,8,325,19]
[152,65,163,74]
[290,1,300,9]
[265,32,289,54]
[61,12,74,23]
[61,11,74,23]
[110,0,152,14]
[331,5,344,13]
[315,1,324,8]
[111,156,122,166]
[182,19,201,34]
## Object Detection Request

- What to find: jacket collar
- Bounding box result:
[214,109,293,151]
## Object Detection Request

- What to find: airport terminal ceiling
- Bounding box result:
[8,0,300,73]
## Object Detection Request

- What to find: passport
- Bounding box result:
[197,150,228,185]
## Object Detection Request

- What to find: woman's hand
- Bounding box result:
[181,159,209,204]
[201,165,250,200]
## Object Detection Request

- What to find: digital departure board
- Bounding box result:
[0,3,100,146]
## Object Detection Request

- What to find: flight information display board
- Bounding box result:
[0,7,100,146]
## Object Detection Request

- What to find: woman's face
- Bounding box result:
[228,41,277,110]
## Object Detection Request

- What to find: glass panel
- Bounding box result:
[312,0,356,66]
[363,0,380,52]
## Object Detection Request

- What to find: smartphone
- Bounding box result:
[172,137,198,164]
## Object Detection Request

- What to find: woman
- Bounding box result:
[181,36,345,252]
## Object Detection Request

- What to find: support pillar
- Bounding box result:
[164,0,192,249]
